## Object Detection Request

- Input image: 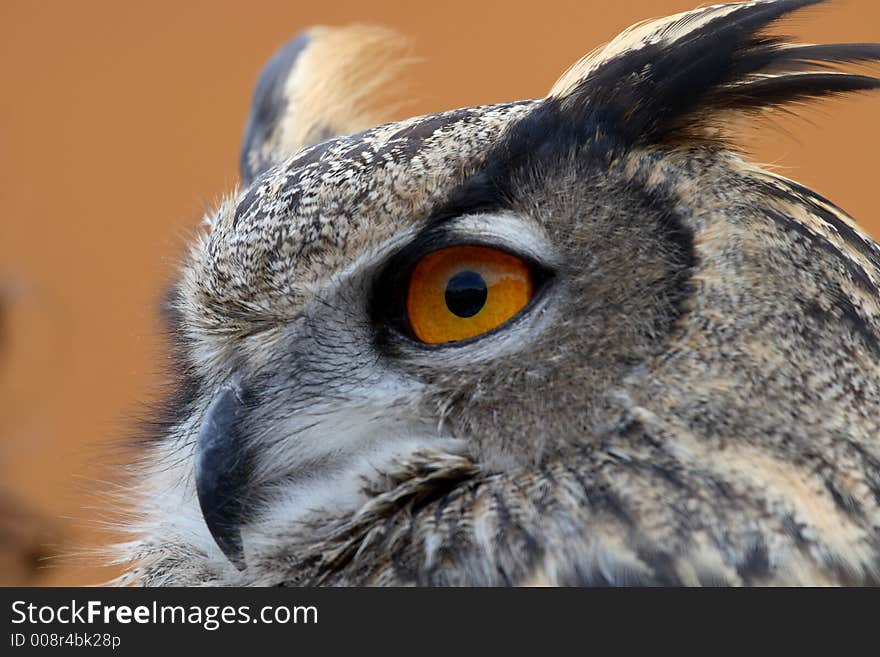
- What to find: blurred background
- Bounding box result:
[1,0,877,585]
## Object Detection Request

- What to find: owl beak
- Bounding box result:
[194,375,249,570]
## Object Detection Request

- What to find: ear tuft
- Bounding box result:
[240,24,414,185]
[547,0,880,145]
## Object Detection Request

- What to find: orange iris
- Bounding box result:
[406,245,534,344]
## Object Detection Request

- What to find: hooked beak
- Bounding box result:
[194,376,249,570]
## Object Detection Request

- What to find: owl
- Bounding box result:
[120,0,880,586]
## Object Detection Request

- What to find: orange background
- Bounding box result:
[1,0,878,585]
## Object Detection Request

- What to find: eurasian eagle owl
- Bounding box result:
[121,0,880,586]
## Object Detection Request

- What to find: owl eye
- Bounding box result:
[405,245,534,344]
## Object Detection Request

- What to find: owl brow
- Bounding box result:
[421,170,505,230]
[417,117,561,233]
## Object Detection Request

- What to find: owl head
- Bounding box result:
[124,0,880,586]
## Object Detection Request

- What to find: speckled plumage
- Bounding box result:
[120,0,880,586]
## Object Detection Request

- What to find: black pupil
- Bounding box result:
[445,270,488,318]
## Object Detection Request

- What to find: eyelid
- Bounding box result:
[385,217,555,279]
[437,212,561,269]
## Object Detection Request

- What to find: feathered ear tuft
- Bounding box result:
[548,0,880,144]
[240,25,414,185]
